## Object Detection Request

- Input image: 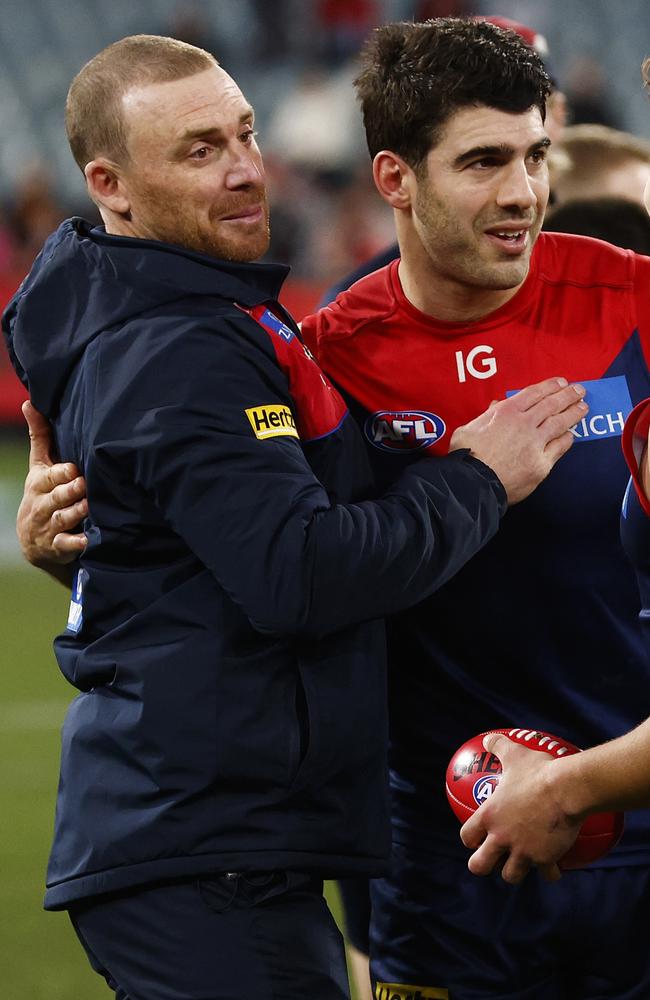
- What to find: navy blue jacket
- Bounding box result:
[3,219,506,909]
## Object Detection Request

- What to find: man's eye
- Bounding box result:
[190,146,210,159]
[241,129,258,144]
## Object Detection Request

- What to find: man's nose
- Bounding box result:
[496,160,538,211]
[225,147,265,189]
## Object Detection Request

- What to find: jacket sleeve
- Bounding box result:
[101,313,506,638]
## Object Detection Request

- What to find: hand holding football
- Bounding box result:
[445,728,624,869]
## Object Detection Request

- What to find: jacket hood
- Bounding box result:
[2,217,290,417]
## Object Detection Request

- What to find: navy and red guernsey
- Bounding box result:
[302,231,650,862]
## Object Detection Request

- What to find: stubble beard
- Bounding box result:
[415,182,537,292]
[133,189,271,262]
[205,196,271,262]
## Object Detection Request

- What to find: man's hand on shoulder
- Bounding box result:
[450,377,587,505]
[17,401,88,584]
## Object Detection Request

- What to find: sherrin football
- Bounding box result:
[445,728,624,869]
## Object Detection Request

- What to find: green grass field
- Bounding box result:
[0,434,353,999]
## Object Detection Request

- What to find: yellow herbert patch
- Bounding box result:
[375,983,449,1000]
[245,404,299,440]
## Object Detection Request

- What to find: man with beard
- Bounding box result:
[297,19,650,1000]
[2,31,584,1000]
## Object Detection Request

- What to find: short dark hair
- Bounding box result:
[355,18,551,170]
[543,197,650,256]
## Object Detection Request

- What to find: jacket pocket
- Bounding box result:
[55,634,118,691]
[288,623,388,794]
[213,651,313,790]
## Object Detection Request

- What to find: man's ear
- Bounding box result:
[372,151,416,210]
[84,158,131,216]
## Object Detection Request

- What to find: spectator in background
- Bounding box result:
[162,1,228,63]
[8,163,67,274]
[551,123,650,207]
[543,196,650,255]
[250,0,292,64]
[265,53,391,285]
[564,53,624,129]
[416,0,472,17]
[260,156,312,276]
[0,203,19,275]
[315,0,378,66]
[266,60,367,183]
[311,168,394,285]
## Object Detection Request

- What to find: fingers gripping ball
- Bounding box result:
[445,728,624,869]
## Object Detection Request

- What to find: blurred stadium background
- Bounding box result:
[0,1,648,996]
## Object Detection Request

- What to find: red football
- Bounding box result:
[445,728,624,869]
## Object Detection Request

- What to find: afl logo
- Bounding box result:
[365,410,446,452]
[473,775,500,806]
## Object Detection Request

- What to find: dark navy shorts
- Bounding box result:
[370,844,650,999]
[69,871,350,999]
